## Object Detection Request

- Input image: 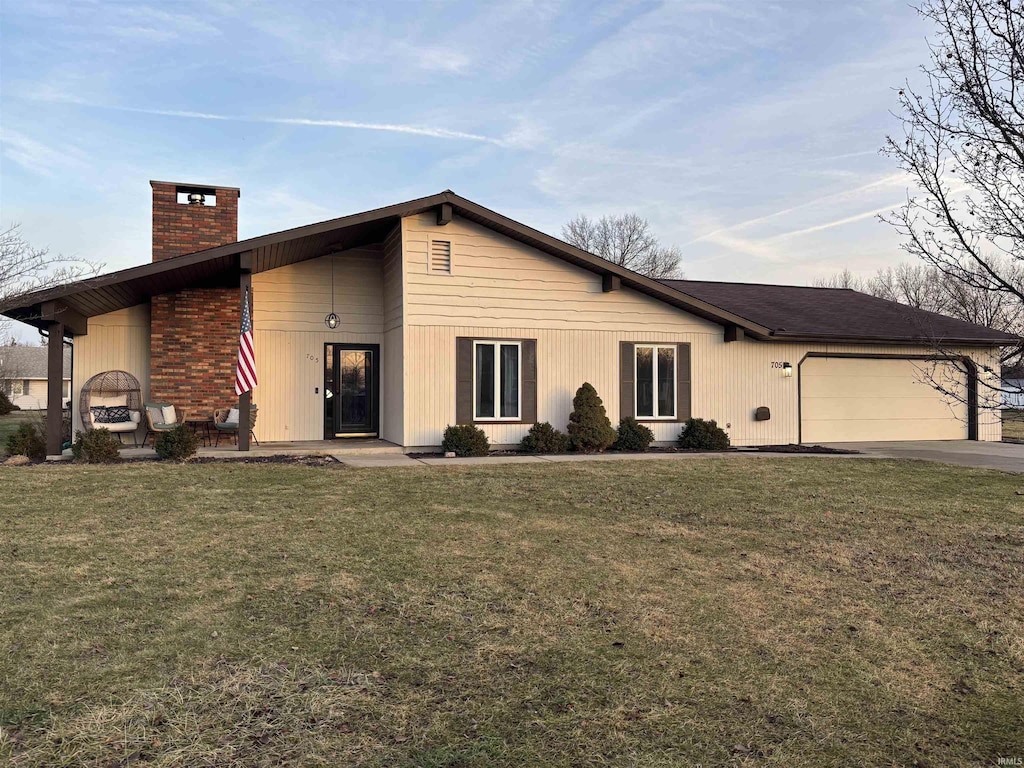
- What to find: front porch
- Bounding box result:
[54,438,404,461]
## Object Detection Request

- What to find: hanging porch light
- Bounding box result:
[325,254,339,329]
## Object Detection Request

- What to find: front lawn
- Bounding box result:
[1,459,1021,766]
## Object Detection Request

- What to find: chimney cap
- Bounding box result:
[149,180,241,197]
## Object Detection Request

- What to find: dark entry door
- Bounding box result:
[324,344,379,438]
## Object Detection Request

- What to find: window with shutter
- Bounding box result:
[430,240,452,274]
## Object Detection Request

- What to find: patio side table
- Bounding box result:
[186,418,213,447]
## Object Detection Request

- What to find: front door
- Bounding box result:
[324,344,379,438]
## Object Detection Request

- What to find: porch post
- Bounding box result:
[238,253,253,451]
[45,323,65,457]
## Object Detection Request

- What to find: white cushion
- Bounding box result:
[146,405,164,425]
[225,407,240,425]
[129,411,142,424]
[105,420,138,433]
[161,405,176,424]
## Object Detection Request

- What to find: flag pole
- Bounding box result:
[237,257,253,451]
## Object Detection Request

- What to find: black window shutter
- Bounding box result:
[521,339,537,423]
[455,338,473,424]
[620,342,635,420]
[677,343,691,421]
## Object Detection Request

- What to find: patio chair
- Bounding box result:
[213,405,259,447]
[144,402,188,446]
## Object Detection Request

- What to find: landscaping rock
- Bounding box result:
[4,454,32,466]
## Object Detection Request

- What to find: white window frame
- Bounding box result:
[472,340,522,421]
[635,344,677,420]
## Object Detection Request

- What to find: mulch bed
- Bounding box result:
[750,444,861,454]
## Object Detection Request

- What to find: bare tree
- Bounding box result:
[0,223,100,379]
[0,223,100,306]
[562,213,683,279]
[881,0,1024,387]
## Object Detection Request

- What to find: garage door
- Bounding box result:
[801,357,969,443]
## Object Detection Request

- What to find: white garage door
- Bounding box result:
[801,357,969,443]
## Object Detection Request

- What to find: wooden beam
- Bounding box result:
[602,274,621,293]
[46,323,65,457]
[436,202,453,226]
[724,324,744,343]
[41,300,87,336]
[239,250,254,273]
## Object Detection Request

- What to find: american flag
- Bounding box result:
[235,287,257,395]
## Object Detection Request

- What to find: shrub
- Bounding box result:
[5,422,46,461]
[0,390,14,416]
[155,423,200,461]
[614,416,655,452]
[677,417,731,451]
[442,424,490,457]
[519,422,570,454]
[567,382,617,453]
[71,428,123,464]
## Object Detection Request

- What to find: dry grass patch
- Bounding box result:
[1,458,1022,766]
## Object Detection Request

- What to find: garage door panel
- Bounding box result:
[801,357,969,443]
[803,417,966,443]
[804,396,966,422]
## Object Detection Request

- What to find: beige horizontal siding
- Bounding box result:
[249,248,391,442]
[402,328,1002,448]
[252,247,383,333]
[381,224,404,444]
[71,304,151,436]
[402,213,715,332]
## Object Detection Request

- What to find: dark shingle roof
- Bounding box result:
[0,345,72,379]
[660,279,1019,345]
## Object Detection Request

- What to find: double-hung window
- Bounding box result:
[635,344,676,419]
[474,340,521,420]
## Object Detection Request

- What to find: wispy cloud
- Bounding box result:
[55,102,507,145]
[771,202,903,240]
[683,173,907,245]
[0,128,90,176]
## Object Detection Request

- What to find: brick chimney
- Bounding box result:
[149,180,244,419]
[150,181,240,261]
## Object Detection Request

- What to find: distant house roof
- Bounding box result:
[0,189,1017,347]
[660,280,1019,346]
[0,345,72,379]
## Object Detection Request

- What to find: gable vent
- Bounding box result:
[430,240,452,274]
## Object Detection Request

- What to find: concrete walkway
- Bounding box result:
[821,440,1024,474]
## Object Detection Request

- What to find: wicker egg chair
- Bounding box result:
[79,370,144,443]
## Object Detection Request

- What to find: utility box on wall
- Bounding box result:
[754,406,771,421]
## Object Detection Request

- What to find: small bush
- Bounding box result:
[442,424,490,457]
[71,428,123,464]
[0,390,14,415]
[614,416,655,452]
[155,423,200,461]
[519,422,570,454]
[677,417,731,451]
[567,382,617,453]
[6,422,46,461]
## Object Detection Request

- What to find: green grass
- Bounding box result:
[1,458,1022,766]
[1004,409,1024,441]
[0,411,41,456]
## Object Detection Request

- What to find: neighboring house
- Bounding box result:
[0,345,71,410]
[0,181,1017,454]
[1005,379,1024,408]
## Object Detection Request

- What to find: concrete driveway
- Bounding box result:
[821,440,1024,473]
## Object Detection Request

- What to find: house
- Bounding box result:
[0,181,1016,456]
[0,345,71,410]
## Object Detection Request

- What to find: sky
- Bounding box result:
[1,0,938,341]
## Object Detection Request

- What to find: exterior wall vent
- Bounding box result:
[430,240,452,274]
